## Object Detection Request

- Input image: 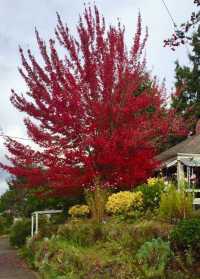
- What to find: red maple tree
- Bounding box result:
[1,6,186,196]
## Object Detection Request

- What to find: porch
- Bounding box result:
[162,153,200,205]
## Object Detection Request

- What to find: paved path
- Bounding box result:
[0,237,38,279]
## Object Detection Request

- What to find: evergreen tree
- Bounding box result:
[172,25,200,134]
[0,176,82,217]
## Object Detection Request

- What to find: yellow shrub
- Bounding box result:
[105,191,143,215]
[68,205,90,218]
[147,177,164,187]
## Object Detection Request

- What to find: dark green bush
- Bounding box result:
[170,218,200,257]
[2,212,13,226]
[0,213,13,235]
[50,212,66,224]
[0,216,6,234]
[9,218,31,247]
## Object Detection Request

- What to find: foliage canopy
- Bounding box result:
[1,5,184,196]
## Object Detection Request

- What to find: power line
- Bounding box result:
[0,133,32,141]
[0,126,32,141]
[161,0,191,53]
[161,0,177,28]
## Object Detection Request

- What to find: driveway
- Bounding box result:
[0,237,38,279]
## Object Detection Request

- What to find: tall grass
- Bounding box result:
[159,183,193,223]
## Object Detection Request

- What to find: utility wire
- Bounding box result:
[161,0,177,29]
[0,126,32,141]
[0,133,32,141]
[161,0,191,54]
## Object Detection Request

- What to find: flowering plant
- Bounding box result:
[147,177,164,187]
[105,191,143,215]
[68,205,90,218]
[135,177,165,211]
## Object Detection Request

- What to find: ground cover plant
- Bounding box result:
[21,219,173,279]
[20,215,200,279]
[15,179,200,278]
[8,178,198,278]
[135,238,172,278]
[170,218,200,258]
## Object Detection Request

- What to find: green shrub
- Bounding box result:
[0,216,6,234]
[159,184,193,223]
[0,213,13,235]
[9,218,31,247]
[135,177,165,211]
[33,239,84,277]
[1,212,13,226]
[50,212,66,224]
[57,219,174,254]
[39,223,59,239]
[170,218,200,257]
[57,220,103,246]
[133,220,174,241]
[25,237,140,279]
[0,216,9,234]
[34,215,58,238]
[19,244,35,268]
[136,238,172,278]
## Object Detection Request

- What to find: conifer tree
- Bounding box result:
[171,26,200,134]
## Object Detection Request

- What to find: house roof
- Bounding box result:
[156,135,200,163]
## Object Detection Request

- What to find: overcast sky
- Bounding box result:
[0,0,196,195]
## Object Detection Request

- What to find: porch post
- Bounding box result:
[35,212,39,235]
[31,214,34,237]
[177,159,184,188]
